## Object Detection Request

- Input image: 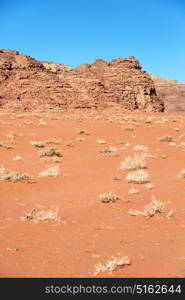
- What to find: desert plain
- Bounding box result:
[0,108,185,277]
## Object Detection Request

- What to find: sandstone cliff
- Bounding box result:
[0,49,164,111]
[151,75,185,112]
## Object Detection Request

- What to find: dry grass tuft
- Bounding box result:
[39,147,62,157]
[45,139,61,145]
[39,166,62,177]
[126,170,150,184]
[123,125,134,131]
[99,192,120,203]
[30,141,45,148]
[19,207,62,223]
[40,157,61,163]
[94,256,130,275]
[119,154,146,170]
[0,168,33,183]
[99,146,118,157]
[158,135,173,142]
[129,197,173,218]
[0,142,14,149]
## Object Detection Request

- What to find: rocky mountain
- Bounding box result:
[0,48,164,111]
[151,75,185,112]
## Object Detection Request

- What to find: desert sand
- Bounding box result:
[0,108,185,277]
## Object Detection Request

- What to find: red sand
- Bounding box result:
[0,109,185,277]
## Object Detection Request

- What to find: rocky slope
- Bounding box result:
[151,75,185,112]
[0,49,164,111]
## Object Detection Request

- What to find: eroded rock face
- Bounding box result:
[0,49,164,111]
[151,75,185,112]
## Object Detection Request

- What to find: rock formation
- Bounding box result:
[0,48,164,111]
[151,75,185,112]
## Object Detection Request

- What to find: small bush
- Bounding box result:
[99,193,120,203]
[30,141,45,148]
[39,147,62,157]
[39,166,62,177]
[0,170,33,183]
[0,142,14,150]
[94,256,130,275]
[119,154,146,170]
[129,197,173,218]
[126,170,150,184]
[158,135,173,142]
[40,157,61,163]
[45,139,61,145]
[20,207,61,223]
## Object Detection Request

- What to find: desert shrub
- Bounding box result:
[39,147,62,157]
[119,154,146,170]
[39,166,62,177]
[99,193,120,203]
[158,135,173,142]
[126,170,150,184]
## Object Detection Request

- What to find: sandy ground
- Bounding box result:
[0,108,185,278]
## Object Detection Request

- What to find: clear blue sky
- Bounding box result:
[1,0,185,82]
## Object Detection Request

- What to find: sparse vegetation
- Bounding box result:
[0,142,14,149]
[126,170,150,184]
[99,193,120,203]
[158,135,173,142]
[0,168,33,183]
[123,125,134,131]
[39,166,62,177]
[40,157,61,163]
[30,141,45,148]
[39,147,62,157]
[129,197,173,218]
[99,146,118,156]
[19,207,61,223]
[45,139,61,145]
[119,154,146,170]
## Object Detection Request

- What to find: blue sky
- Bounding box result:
[1,0,185,82]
